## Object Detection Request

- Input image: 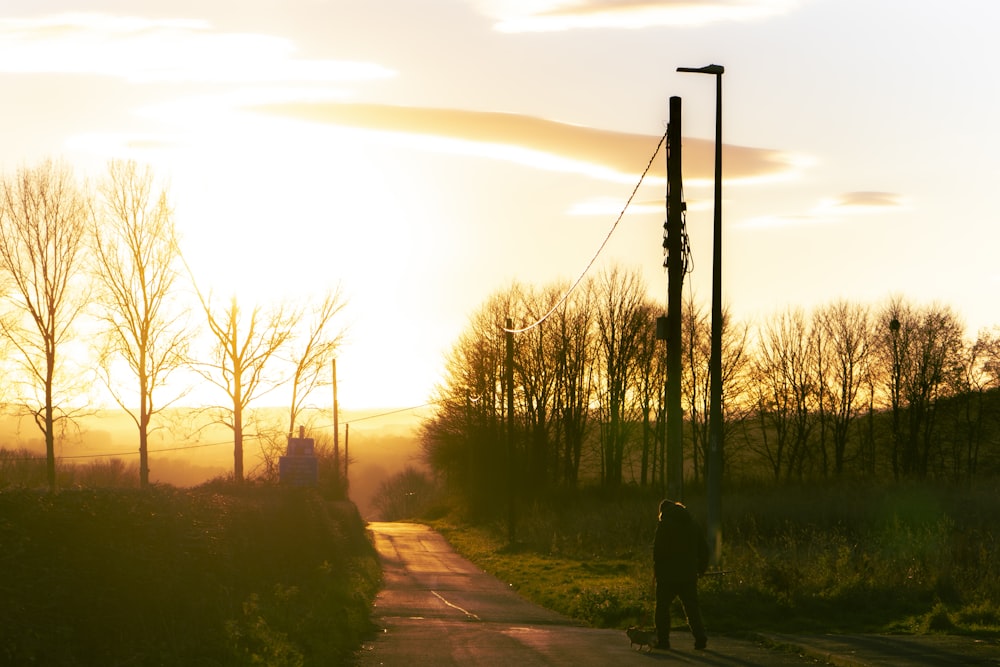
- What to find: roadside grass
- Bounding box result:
[430,481,1000,637]
[0,483,380,666]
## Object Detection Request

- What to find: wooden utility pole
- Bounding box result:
[332,358,340,482]
[344,423,350,491]
[665,95,685,502]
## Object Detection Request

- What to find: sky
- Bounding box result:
[1,0,999,411]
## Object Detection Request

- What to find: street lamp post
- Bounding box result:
[678,63,723,565]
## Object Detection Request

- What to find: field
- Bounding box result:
[0,484,380,666]
[431,481,1000,637]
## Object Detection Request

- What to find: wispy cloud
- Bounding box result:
[0,13,394,84]
[817,191,906,212]
[739,191,906,230]
[738,213,823,230]
[256,102,803,183]
[475,0,803,32]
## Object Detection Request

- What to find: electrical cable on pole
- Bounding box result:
[504,130,666,335]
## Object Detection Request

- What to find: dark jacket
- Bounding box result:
[653,500,709,582]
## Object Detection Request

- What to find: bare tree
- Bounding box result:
[91,160,190,488]
[945,329,999,480]
[749,307,816,480]
[195,294,299,482]
[876,297,965,478]
[550,281,595,489]
[594,266,647,487]
[633,299,663,486]
[905,304,965,478]
[514,283,564,495]
[681,295,711,483]
[0,160,90,492]
[814,300,871,476]
[285,287,347,437]
[712,305,751,485]
[876,297,907,477]
[422,286,513,514]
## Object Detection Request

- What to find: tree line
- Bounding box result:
[421,266,1000,515]
[0,159,346,492]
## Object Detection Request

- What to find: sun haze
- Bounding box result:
[1,1,998,409]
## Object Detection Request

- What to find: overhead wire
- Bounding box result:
[1,402,441,464]
[2,132,670,466]
[343,402,435,424]
[503,129,668,335]
[2,436,244,463]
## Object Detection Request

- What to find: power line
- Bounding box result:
[1,403,440,464]
[2,436,251,463]
[0,135,668,466]
[344,402,435,424]
[305,402,437,431]
[504,129,667,335]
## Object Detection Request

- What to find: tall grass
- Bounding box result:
[433,481,1000,635]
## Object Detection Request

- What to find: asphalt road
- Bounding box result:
[350,522,836,666]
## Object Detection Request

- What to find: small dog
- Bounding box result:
[626,626,657,652]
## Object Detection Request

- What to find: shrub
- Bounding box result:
[371,465,438,520]
[0,485,380,664]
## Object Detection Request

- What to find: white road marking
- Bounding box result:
[431,590,481,621]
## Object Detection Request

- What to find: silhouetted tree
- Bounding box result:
[285,287,347,438]
[195,294,298,482]
[0,160,90,492]
[749,307,816,480]
[513,284,560,496]
[681,295,710,483]
[550,282,595,488]
[944,329,998,480]
[877,297,964,478]
[713,305,751,485]
[422,287,512,514]
[815,300,871,476]
[594,267,646,486]
[633,300,663,486]
[91,160,190,488]
[594,267,650,486]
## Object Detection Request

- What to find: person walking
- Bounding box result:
[653,499,709,651]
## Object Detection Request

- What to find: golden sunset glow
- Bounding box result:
[484,0,801,32]
[2,1,999,410]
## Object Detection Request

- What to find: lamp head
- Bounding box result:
[677,64,724,75]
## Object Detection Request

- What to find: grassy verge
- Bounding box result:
[0,484,380,665]
[430,482,1000,637]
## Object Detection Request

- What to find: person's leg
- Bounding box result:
[654,579,677,649]
[677,578,707,649]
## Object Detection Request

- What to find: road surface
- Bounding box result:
[350,522,832,666]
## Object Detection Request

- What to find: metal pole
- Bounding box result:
[706,68,723,567]
[677,64,724,565]
[666,96,684,502]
